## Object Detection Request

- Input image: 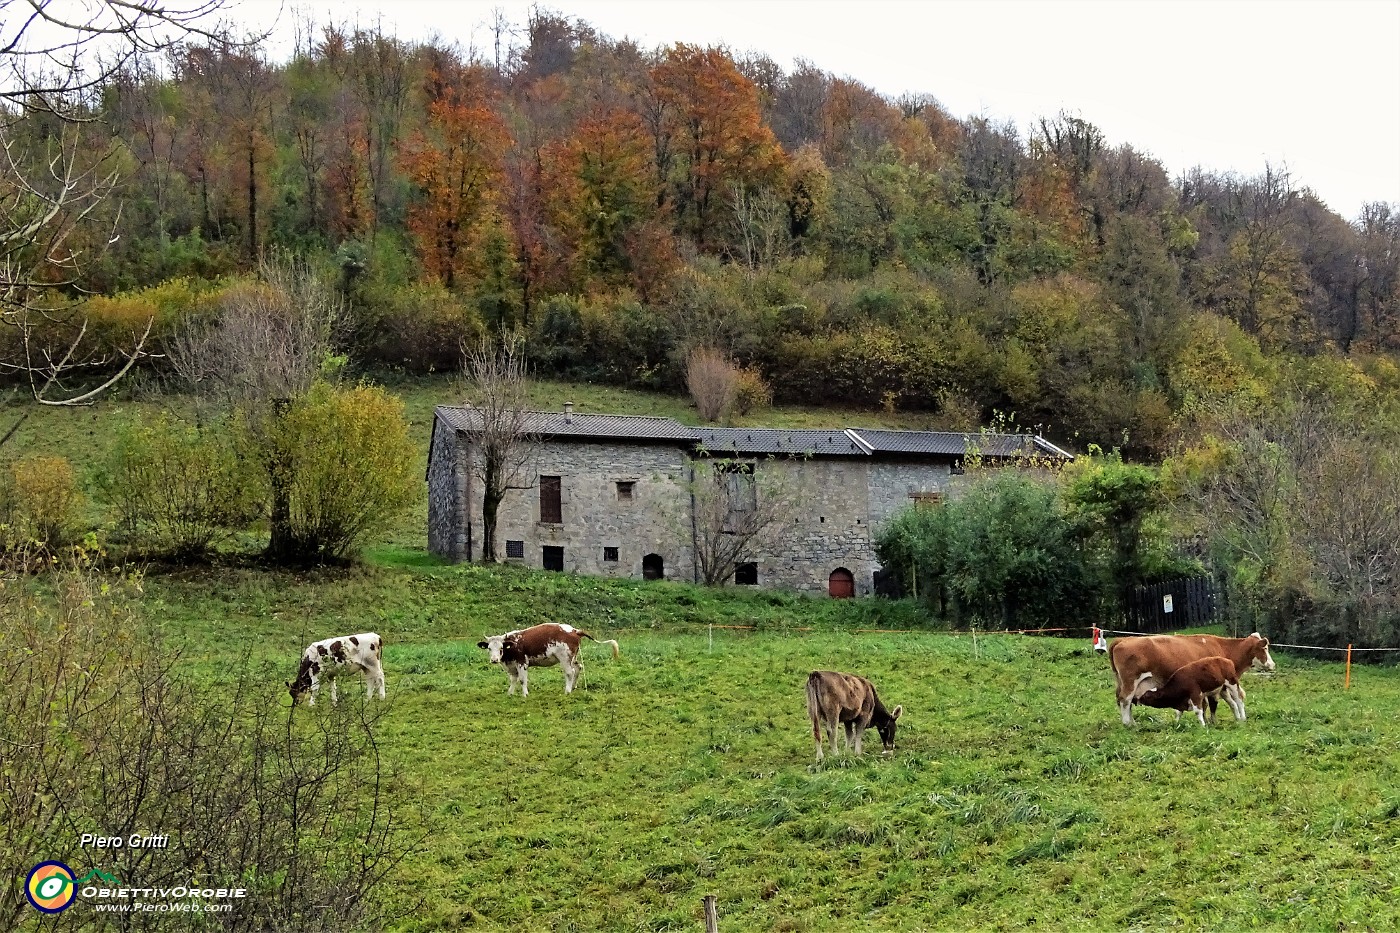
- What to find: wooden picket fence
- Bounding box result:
[1127,575,1221,633]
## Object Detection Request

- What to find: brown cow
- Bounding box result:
[477,623,620,696]
[1131,656,1247,726]
[1109,632,1274,725]
[805,670,902,760]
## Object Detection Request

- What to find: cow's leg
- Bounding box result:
[827,717,840,758]
[1224,682,1247,721]
[1190,699,1206,726]
[519,665,529,697]
[852,723,865,757]
[506,665,519,696]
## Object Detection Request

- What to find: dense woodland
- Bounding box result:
[4,8,1396,453]
[3,7,1400,648]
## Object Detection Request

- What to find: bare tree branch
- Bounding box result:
[462,331,541,562]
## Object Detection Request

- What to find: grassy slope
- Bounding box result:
[142,558,1400,933]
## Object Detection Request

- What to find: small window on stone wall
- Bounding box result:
[734,562,758,585]
[616,481,635,501]
[505,539,525,559]
[604,546,619,562]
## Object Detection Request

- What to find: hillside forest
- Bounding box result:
[3,6,1400,649]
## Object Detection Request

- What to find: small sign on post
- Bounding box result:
[1162,594,1174,614]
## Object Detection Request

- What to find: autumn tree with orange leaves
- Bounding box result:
[399,64,511,290]
[544,108,675,295]
[650,45,784,248]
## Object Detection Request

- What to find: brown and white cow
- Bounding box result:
[1109,632,1274,725]
[477,623,620,696]
[1131,656,1247,726]
[805,670,903,760]
[288,632,385,706]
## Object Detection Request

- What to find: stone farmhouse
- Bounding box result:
[427,404,1073,597]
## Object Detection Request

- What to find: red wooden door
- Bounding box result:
[829,568,855,598]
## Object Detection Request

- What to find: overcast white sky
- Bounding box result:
[230,0,1400,221]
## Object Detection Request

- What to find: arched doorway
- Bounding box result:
[829,568,855,599]
[642,553,665,580]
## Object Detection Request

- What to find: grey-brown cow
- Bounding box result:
[805,670,902,760]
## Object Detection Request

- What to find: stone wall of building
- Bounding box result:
[478,440,696,582]
[867,461,958,536]
[749,458,880,595]
[429,417,993,595]
[426,421,470,562]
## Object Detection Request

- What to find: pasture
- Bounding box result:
[144,557,1400,932]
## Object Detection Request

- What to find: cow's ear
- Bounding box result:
[891,705,903,720]
[476,641,488,649]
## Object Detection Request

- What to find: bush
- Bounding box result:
[0,563,422,931]
[733,365,772,415]
[249,382,421,563]
[98,416,257,559]
[0,455,85,550]
[686,346,740,422]
[353,281,483,372]
[876,472,1101,628]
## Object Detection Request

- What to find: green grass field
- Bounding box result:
[9,384,1400,930]
[134,557,1400,932]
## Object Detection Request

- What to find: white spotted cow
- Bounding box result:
[477,623,620,696]
[805,670,903,760]
[288,632,385,706]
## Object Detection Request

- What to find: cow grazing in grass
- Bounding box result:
[805,670,902,760]
[1132,656,1247,726]
[288,632,385,706]
[477,623,620,697]
[1109,632,1273,725]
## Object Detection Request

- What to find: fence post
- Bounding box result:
[703,894,719,932]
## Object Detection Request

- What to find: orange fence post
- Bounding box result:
[1346,644,1352,690]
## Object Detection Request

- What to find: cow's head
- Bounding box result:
[287,659,315,704]
[876,705,903,754]
[1247,633,1276,672]
[477,635,507,664]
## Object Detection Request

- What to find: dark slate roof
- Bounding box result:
[433,406,1074,460]
[848,428,1074,460]
[434,406,695,442]
[693,428,870,457]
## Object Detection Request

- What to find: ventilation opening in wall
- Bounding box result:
[543,546,564,571]
[604,546,619,562]
[505,540,524,559]
[616,481,635,501]
[734,562,758,585]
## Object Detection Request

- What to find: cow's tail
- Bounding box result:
[581,631,621,659]
[806,672,823,743]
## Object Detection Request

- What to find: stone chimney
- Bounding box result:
[564,401,574,424]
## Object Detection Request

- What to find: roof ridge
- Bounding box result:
[438,404,683,422]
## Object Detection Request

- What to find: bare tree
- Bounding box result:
[462,331,540,562]
[727,180,790,271]
[688,453,800,586]
[685,345,739,423]
[0,0,233,425]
